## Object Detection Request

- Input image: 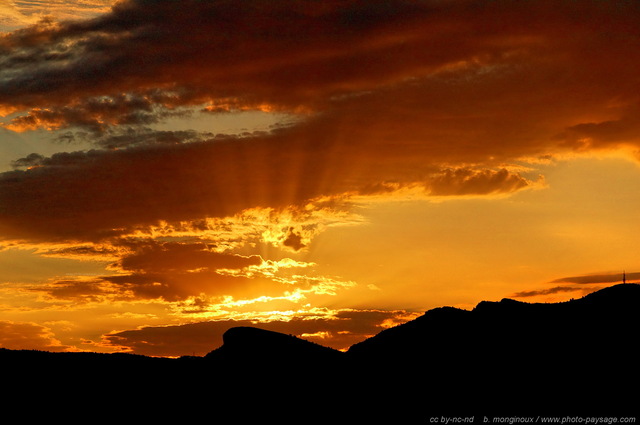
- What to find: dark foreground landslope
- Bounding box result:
[348,283,639,368]
[2,284,638,419]
[344,284,640,414]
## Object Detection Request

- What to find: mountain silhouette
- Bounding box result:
[343,284,640,416]
[348,283,639,364]
[2,284,638,420]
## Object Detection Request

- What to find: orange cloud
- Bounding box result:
[0,1,638,248]
[101,309,418,356]
[2,0,640,357]
[0,127,543,245]
[24,234,352,305]
[114,242,262,274]
[0,320,71,351]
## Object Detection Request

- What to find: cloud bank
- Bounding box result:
[1,0,638,244]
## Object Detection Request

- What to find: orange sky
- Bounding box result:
[1,0,640,357]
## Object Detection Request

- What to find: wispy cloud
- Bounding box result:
[551,271,637,285]
[0,320,70,351]
[511,285,600,299]
[512,270,635,299]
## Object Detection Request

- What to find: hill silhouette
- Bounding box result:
[344,284,640,416]
[2,284,638,420]
[348,283,639,364]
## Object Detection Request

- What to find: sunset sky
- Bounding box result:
[1,0,639,357]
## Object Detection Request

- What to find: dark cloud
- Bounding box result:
[551,272,637,285]
[10,152,45,169]
[512,269,637,298]
[87,128,212,150]
[0,137,301,242]
[510,272,636,298]
[116,241,262,273]
[281,227,306,251]
[2,0,639,138]
[0,0,638,245]
[40,269,287,303]
[40,244,120,260]
[98,242,270,301]
[102,309,415,356]
[0,0,455,110]
[103,271,283,302]
[42,241,289,302]
[29,239,292,302]
[0,130,539,243]
[510,285,596,298]
[4,93,184,133]
[40,278,128,303]
[427,168,536,197]
[558,108,640,152]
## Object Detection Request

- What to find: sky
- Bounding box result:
[0,0,639,357]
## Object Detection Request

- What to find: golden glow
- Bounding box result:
[1,0,640,356]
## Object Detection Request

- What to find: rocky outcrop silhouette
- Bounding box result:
[205,326,342,364]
